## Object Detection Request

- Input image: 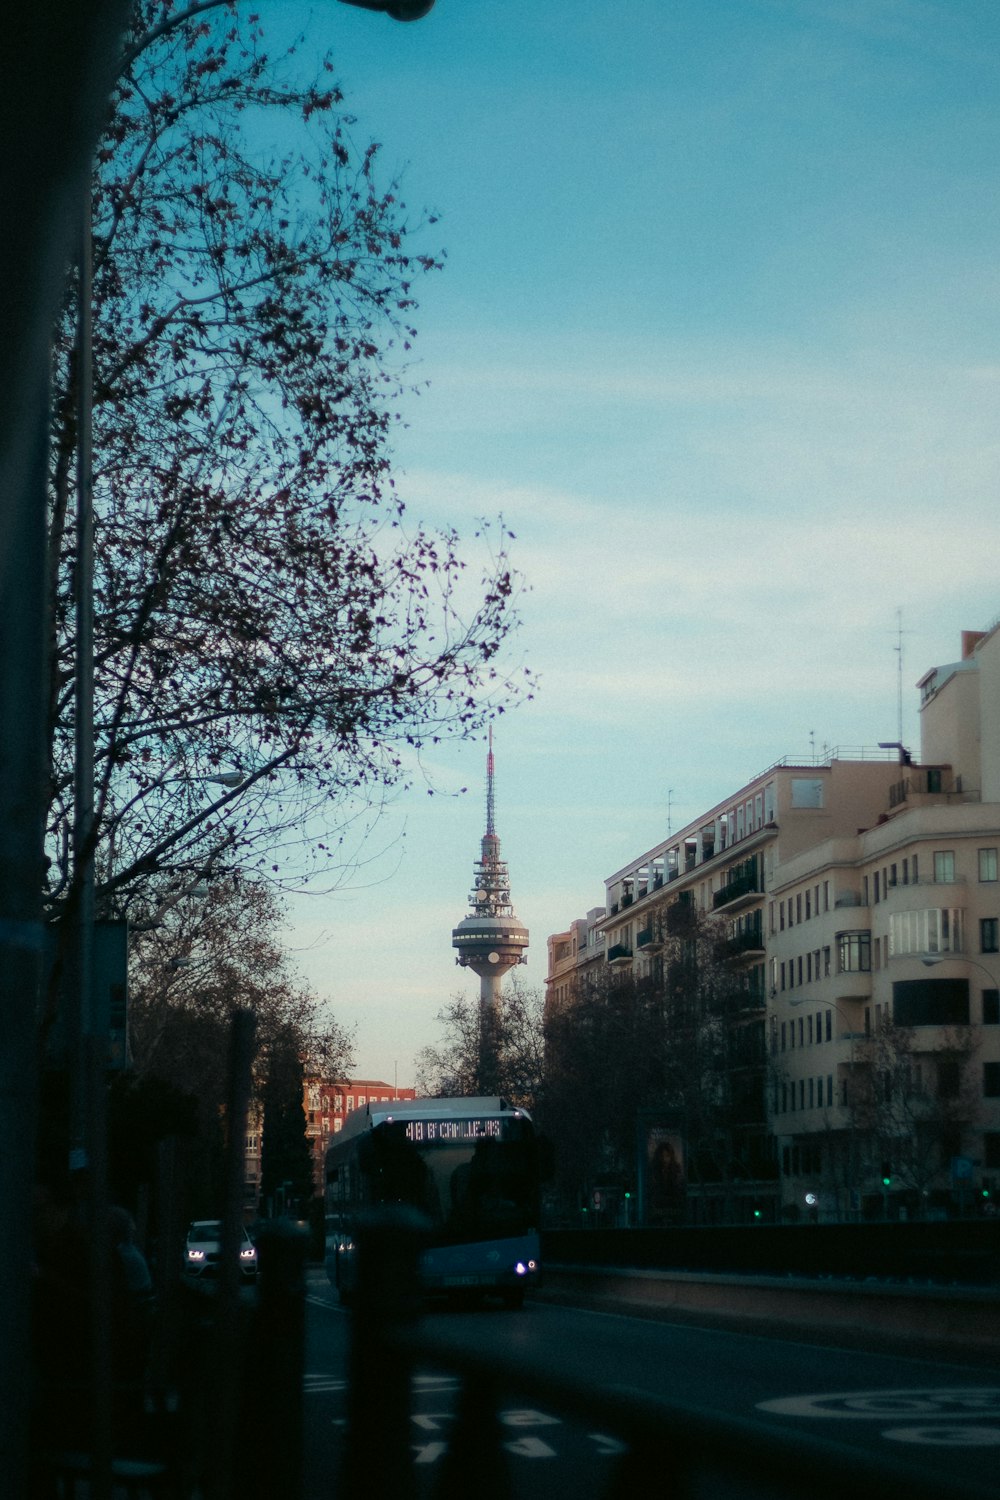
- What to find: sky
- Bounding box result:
[265,0,1000,1085]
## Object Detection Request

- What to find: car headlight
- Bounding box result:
[187,1249,205,1261]
[240,1246,257,1261]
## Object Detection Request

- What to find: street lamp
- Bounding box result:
[921,953,997,990]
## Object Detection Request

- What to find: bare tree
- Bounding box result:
[127,873,354,1131]
[45,1,529,929]
[542,905,771,1220]
[849,1015,980,1207]
[415,977,545,1111]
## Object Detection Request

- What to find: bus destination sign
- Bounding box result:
[404,1117,504,1144]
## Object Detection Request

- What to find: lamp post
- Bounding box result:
[921,952,997,994]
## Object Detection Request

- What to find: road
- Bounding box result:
[301,1268,1000,1499]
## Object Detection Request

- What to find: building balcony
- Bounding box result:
[606,943,633,967]
[636,927,664,954]
[714,855,763,913]
[727,922,765,960]
[714,878,765,914]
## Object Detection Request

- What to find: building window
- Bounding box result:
[791,778,823,808]
[984,1133,1000,1170]
[984,990,1000,1025]
[837,931,871,973]
[981,918,999,955]
[980,848,998,883]
[983,1062,1000,1098]
[890,908,964,956]
[933,850,956,883]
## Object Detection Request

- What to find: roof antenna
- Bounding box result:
[895,606,904,746]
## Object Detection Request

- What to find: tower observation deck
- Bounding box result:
[451,731,528,1029]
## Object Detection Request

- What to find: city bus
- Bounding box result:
[324,1095,543,1308]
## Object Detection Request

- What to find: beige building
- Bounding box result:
[771,623,1000,1220]
[547,617,1000,1223]
[545,907,606,1019]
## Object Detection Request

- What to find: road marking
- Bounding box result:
[412,1413,451,1431]
[758,1388,1000,1420]
[883,1425,1000,1447]
[757,1387,1000,1449]
[303,1375,347,1394]
[500,1409,561,1428]
[505,1437,557,1458]
[589,1434,628,1455]
[414,1441,449,1465]
[413,1375,461,1393]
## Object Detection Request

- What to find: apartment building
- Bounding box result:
[545,907,606,1019]
[303,1077,416,1194]
[547,618,1000,1224]
[770,624,1000,1220]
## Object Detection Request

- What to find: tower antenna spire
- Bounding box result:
[452,728,528,1092]
[486,725,495,838]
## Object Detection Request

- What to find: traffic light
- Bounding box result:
[881,1163,892,1188]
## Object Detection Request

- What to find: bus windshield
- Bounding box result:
[361,1114,538,1243]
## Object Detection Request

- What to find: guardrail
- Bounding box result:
[541,1221,1000,1284]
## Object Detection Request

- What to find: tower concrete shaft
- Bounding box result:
[451,731,528,1085]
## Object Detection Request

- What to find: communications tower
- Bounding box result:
[451,730,528,1083]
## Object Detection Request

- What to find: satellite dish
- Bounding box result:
[488,951,500,964]
[476,888,487,901]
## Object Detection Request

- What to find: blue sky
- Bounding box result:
[268,0,1000,1083]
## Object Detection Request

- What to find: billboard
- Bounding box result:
[636,1112,686,1226]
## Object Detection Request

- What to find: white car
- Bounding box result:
[183,1219,258,1281]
